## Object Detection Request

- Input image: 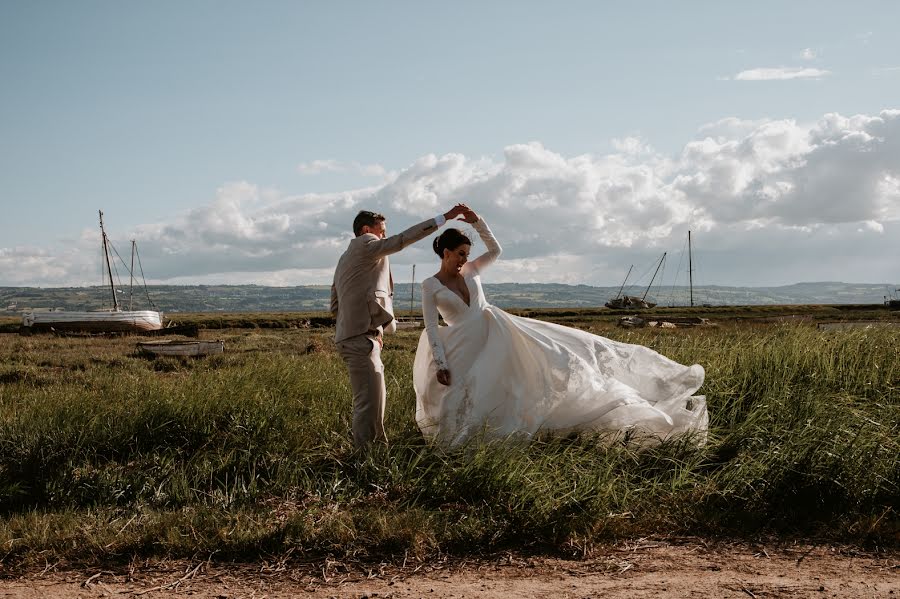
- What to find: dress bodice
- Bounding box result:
[421,219,502,371]
[422,274,488,326]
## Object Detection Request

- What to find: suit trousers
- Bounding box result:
[336,333,387,447]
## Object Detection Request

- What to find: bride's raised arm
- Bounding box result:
[462,217,502,275]
[421,278,449,373]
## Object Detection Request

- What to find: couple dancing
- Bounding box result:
[331,204,708,449]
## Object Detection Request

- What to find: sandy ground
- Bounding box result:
[1,540,898,598]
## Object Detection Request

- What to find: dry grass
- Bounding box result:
[0,311,897,567]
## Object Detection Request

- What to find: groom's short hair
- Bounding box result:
[353,211,385,236]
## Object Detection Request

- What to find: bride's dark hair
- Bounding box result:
[433,228,472,257]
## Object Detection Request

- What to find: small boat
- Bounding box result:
[885,289,900,310]
[23,310,162,333]
[137,339,225,357]
[605,253,665,310]
[21,211,164,334]
[605,295,657,310]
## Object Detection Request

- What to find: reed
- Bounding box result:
[0,320,897,565]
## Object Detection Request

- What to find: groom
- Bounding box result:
[331,205,467,448]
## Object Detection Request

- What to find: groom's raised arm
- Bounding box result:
[361,217,442,258]
[362,205,466,258]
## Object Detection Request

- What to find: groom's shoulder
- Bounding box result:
[337,235,382,264]
[341,234,375,253]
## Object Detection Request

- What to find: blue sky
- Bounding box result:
[1,1,898,288]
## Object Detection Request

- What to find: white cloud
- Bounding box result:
[296,159,343,175]
[859,220,884,233]
[4,109,900,287]
[732,67,831,81]
[611,136,655,156]
[297,159,387,178]
[0,245,97,286]
[800,48,816,60]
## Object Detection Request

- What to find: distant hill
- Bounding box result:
[1,281,897,314]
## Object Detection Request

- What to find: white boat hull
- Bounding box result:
[22,310,163,333]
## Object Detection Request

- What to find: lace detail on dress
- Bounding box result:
[421,277,450,371]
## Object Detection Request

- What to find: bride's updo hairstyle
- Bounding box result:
[433,228,472,258]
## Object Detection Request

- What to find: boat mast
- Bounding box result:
[615,265,633,299]
[688,230,693,307]
[409,264,416,315]
[129,240,135,311]
[642,252,666,301]
[99,210,119,311]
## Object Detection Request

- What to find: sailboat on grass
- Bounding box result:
[21,211,164,334]
[605,253,666,310]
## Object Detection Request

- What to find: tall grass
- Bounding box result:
[0,321,897,566]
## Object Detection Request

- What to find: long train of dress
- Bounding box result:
[413,219,708,448]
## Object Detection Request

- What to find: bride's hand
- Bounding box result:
[437,369,451,386]
[461,207,479,224]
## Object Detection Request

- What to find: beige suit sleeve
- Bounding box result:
[361,218,441,257]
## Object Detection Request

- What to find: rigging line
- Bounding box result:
[108,240,141,311]
[111,253,123,297]
[133,243,157,310]
[625,258,661,296]
[666,235,689,306]
[689,237,716,305]
[688,235,715,305]
[108,241,134,279]
[639,252,667,301]
[129,241,135,311]
[653,254,668,302]
[107,241,129,296]
[98,242,108,308]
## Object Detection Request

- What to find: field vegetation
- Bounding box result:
[0,308,897,568]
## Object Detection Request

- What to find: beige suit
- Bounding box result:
[331,217,441,447]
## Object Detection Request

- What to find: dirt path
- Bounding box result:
[2,541,898,598]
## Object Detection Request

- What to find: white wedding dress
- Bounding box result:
[412,219,709,448]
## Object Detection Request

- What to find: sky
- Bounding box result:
[1,1,898,290]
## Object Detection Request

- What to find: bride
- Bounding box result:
[412,206,708,448]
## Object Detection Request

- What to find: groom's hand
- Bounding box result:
[443,204,469,221]
[437,369,451,386]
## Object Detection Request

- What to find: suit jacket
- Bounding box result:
[331,217,440,342]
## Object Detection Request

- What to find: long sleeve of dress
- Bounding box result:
[463,218,502,275]
[421,278,449,371]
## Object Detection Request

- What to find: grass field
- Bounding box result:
[0,308,897,567]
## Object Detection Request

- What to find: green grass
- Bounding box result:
[0,317,898,567]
